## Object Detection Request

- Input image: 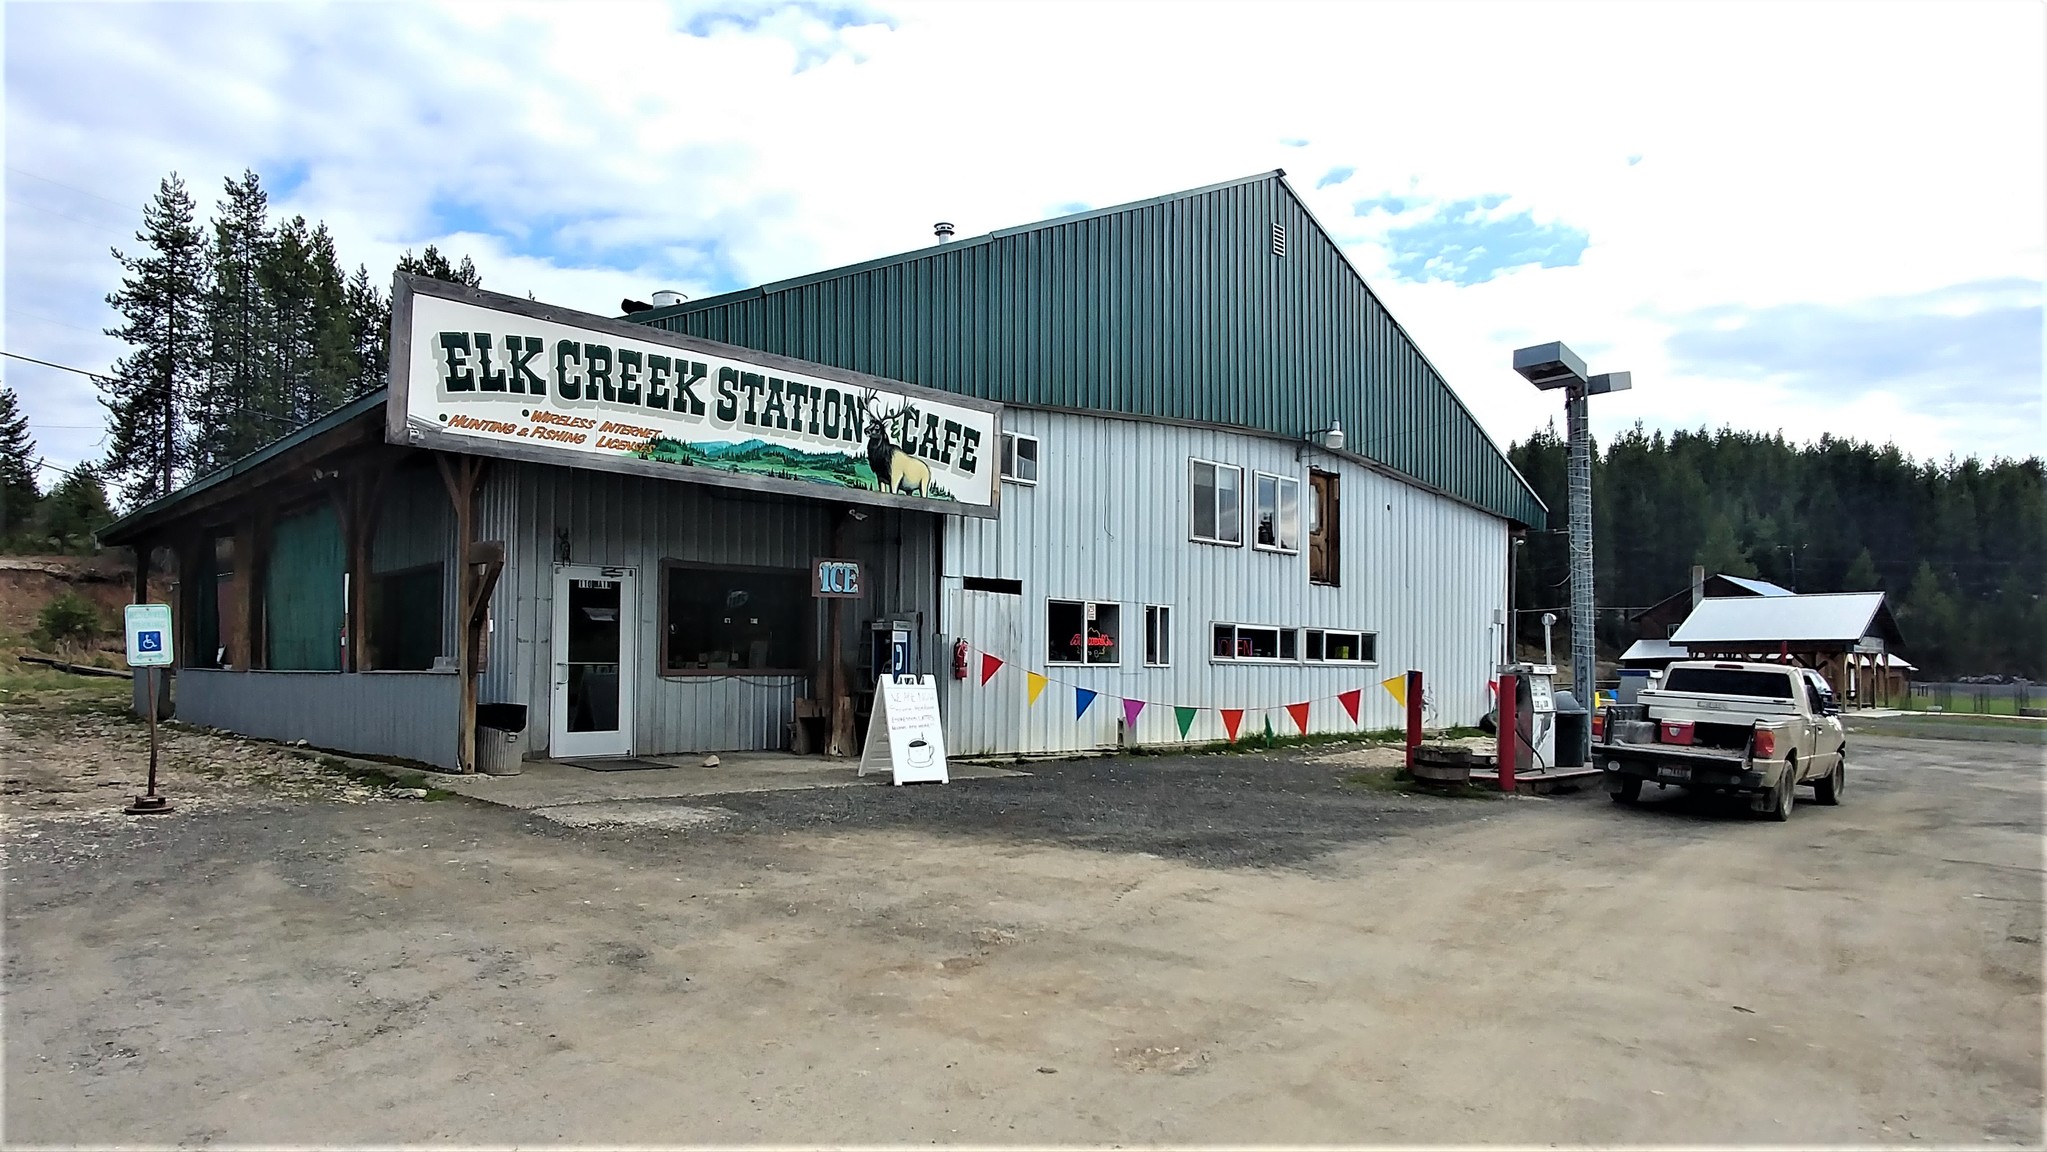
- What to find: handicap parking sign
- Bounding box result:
[124,604,174,668]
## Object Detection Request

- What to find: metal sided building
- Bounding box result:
[98,170,1546,771]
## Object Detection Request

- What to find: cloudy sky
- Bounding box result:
[5,0,2041,478]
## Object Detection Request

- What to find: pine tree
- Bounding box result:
[1693,511,1757,578]
[345,264,389,395]
[260,216,357,423]
[34,463,113,555]
[394,244,482,288]
[1841,548,1881,591]
[1899,560,1958,674]
[0,384,40,546]
[101,173,210,507]
[194,169,279,473]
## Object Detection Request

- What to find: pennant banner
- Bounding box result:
[1380,673,1408,710]
[1123,697,1146,731]
[1338,688,1362,724]
[1286,701,1311,734]
[1220,708,1245,741]
[979,653,1004,686]
[1026,671,1048,705]
[1076,688,1098,720]
[1175,706,1199,738]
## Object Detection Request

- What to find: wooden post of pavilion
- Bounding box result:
[436,454,490,773]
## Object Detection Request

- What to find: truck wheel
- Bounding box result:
[1765,756,1797,822]
[1814,751,1844,806]
[1611,776,1642,805]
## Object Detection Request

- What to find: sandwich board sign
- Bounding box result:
[856,674,949,785]
[124,604,174,668]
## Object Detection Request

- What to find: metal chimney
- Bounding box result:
[1691,564,1705,609]
[933,221,955,244]
[651,289,686,307]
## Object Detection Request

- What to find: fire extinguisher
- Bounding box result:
[951,638,970,680]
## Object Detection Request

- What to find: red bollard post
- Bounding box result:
[1404,670,1423,775]
[1497,672,1519,793]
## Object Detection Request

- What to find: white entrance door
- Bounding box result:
[552,565,636,759]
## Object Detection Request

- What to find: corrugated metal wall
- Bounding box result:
[265,503,345,670]
[478,462,941,757]
[644,173,1545,528]
[371,461,457,660]
[176,668,462,769]
[941,408,1508,755]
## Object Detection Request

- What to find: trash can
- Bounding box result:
[475,703,528,776]
[1551,690,1589,769]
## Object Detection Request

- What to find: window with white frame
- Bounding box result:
[1190,460,1242,545]
[1001,433,1039,485]
[1047,599,1120,665]
[1305,629,1376,664]
[1211,622,1298,662]
[1254,472,1300,552]
[1144,604,1171,667]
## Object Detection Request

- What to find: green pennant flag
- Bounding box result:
[1175,706,1199,738]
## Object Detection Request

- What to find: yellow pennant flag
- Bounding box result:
[1380,673,1407,710]
[1026,671,1048,706]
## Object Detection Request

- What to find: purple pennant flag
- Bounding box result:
[1123,697,1145,731]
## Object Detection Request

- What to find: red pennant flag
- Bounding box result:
[1286,701,1311,734]
[1338,689,1362,724]
[979,653,1003,686]
[1221,708,1245,741]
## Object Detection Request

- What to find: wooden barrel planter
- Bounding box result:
[1407,744,1488,787]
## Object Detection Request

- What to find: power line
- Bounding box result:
[3,350,106,378]
[3,350,308,431]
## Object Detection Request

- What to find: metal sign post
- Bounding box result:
[123,604,175,815]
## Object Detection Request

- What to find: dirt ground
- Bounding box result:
[2,710,2040,1147]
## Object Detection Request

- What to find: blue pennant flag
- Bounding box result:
[1075,687,1098,720]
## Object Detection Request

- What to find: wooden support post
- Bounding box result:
[130,542,150,605]
[437,454,488,773]
[330,465,388,673]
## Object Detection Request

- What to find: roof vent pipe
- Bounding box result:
[1691,564,1706,609]
[650,289,686,307]
[933,221,955,244]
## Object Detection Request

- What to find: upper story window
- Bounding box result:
[1001,433,1039,485]
[1190,459,1242,546]
[1308,470,1339,585]
[1255,472,1300,553]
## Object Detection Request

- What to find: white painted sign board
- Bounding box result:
[857,674,949,785]
[387,278,1001,516]
[124,604,173,668]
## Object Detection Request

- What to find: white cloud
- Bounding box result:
[5,0,2041,474]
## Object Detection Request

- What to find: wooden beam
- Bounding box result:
[436,453,489,773]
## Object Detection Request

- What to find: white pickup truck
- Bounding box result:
[1592,660,1847,821]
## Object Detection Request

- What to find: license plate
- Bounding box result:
[1659,765,1692,781]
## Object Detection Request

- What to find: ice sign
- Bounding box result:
[124,603,174,668]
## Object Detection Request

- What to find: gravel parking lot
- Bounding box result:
[4,721,2040,1146]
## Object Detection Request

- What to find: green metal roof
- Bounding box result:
[630,171,1546,526]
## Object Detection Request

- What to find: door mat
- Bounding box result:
[563,757,672,773]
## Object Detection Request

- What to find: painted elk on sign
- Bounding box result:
[862,391,933,496]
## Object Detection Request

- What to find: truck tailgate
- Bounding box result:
[1592,742,1747,767]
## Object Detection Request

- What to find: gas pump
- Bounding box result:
[1497,662,1558,774]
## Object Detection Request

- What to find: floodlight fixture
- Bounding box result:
[1511,341,1588,391]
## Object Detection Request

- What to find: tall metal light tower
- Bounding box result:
[1512,342,1631,763]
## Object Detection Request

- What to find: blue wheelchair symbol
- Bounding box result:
[137,631,163,653]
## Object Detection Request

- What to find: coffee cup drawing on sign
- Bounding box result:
[906,738,935,769]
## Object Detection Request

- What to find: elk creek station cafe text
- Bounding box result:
[434,329,984,473]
